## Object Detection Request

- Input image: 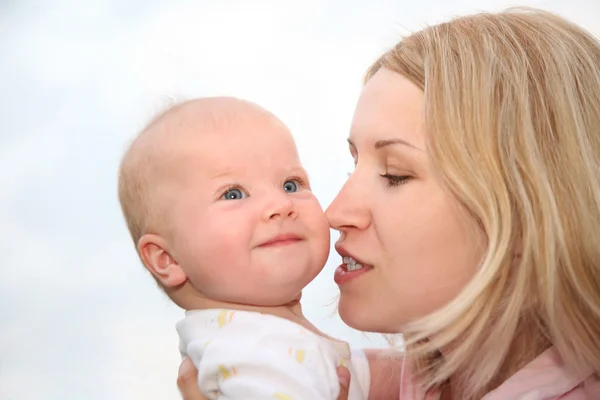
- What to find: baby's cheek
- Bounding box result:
[202,216,248,251]
[308,213,331,253]
[188,225,248,282]
[302,199,328,226]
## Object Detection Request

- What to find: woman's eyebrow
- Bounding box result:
[374,138,422,151]
[347,137,422,151]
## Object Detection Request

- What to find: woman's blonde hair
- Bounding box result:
[366,8,600,398]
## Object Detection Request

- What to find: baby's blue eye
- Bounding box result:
[283,180,299,193]
[222,188,246,200]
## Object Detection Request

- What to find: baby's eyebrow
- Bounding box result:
[209,169,236,180]
[288,166,309,176]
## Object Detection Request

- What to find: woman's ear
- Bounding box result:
[138,234,187,287]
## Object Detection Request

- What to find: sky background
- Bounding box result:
[1,1,598,399]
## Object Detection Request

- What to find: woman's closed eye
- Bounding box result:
[380,173,411,188]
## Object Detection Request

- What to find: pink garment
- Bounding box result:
[399,347,599,399]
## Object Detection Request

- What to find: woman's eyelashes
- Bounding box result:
[345,166,411,187]
[379,173,412,188]
[345,159,411,188]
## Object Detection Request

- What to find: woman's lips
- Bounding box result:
[334,262,372,285]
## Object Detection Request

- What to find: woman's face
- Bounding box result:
[326,68,486,333]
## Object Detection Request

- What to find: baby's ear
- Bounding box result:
[138,234,187,288]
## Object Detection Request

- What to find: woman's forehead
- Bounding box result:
[349,69,426,150]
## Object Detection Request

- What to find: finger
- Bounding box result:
[177,357,206,400]
[336,365,351,400]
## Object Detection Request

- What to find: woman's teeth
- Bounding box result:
[343,256,364,271]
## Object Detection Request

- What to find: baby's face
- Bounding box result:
[164,116,330,306]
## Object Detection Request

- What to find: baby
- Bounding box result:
[118,97,370,399]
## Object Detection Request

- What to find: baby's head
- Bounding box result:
[118,97,330,308]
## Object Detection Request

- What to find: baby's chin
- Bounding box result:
[248,291,304,307]
[250,268,320,301]
[212,282,302,308]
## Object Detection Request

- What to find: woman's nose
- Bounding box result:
[326,174,370,231]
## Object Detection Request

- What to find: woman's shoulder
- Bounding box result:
[482,347,599,400]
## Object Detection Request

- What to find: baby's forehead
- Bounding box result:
[137,97,296,172]
[160,97,279,135]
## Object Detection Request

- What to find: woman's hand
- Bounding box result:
[176,357,351,400]
[177,357,206,400]
[336,365,351,400]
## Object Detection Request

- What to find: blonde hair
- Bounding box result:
[366,8,600,398]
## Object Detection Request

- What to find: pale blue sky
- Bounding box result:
[1,1,598,398]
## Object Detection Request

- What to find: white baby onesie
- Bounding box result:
[177,309,370,400]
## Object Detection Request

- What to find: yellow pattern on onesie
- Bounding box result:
[177,309,366,399]
[217,309,236,328]
[217,364,237,380]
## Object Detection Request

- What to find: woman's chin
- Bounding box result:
[338,298,403,333]
[338,301,379,332]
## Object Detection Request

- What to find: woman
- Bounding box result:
[179,8,600,399]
